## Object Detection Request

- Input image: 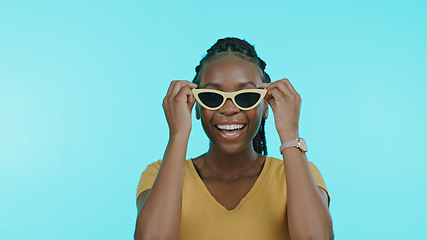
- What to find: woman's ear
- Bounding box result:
[262,101,268,119]
[196,103,201,120]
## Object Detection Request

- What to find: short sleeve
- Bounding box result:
[308,161,330,206]
[136,160,162,202]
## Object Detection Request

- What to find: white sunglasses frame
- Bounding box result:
[191,88,267,111]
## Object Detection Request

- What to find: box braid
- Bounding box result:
[192,37,271,155]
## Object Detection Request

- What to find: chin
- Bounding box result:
[211,141,250,155]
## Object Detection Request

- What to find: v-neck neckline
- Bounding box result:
[188,156,270,213]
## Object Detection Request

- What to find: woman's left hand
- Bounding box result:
[262,78,301,142]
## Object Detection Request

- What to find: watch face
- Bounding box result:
[299,138,308,152]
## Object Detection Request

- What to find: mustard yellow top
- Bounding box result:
[136,156,329,240]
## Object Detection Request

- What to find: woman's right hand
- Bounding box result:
[162,80,198,137]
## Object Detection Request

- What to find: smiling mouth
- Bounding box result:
[215,124,246,136]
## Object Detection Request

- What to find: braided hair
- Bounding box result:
[192,37,271,155]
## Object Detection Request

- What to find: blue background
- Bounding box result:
[1,1,426,239]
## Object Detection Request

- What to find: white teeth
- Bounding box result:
[216,124,245,130]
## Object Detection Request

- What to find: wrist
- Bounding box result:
[278,129,299,143]
[279,137,308,154]
[169,130,191,141]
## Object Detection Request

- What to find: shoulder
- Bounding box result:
[149,159,163,167]
[260,156,284,179]
[264,156,324,180]
[266,155,319,170]
[267,155,283,165]
[143,159,195,172]
[141,159,163,173]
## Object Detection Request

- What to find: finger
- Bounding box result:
[264,90,277,111]
[263,78,295,92]
[187,82,199,89]
[167,80,197,98]
[262,81,282,89]
[181,86,197,112]
[262,82,272,88]
[175,84,193,103]
[281,78,299,96]
[186,86,196,104]
[273,80,295,97]
[267,86,287,99]
[187,94,197,112]
[174,81,199,96]
[263,81,281,92]
[169,81,189,100]
[166,80,177,98]
[264,96,276,112]
[178,80,198,89]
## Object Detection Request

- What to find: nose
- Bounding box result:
[218,98,240,115]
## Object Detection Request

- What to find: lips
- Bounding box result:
[214,123,247,140]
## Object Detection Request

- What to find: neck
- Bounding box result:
[203,143,261,177]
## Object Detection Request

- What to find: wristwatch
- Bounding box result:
[279,138,308,154]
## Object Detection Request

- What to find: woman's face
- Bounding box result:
[196,54,268,154]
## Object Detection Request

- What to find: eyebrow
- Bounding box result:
[239,81,258,88]
[202,81,258,88]
[202,82,221,88]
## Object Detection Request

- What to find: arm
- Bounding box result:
[282,143,334,240]
[134,80,198,240]
[262,78,333,239]
[134,134,189,240]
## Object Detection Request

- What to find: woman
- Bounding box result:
[134,37,334,240]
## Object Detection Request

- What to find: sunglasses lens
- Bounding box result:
[198,92,223,108]
[235,92,261,109]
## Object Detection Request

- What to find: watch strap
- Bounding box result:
[280,138,299,153]
[279,138,307,153]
